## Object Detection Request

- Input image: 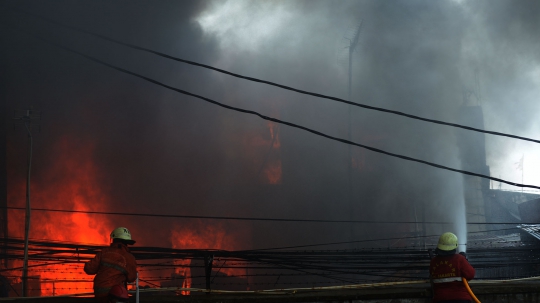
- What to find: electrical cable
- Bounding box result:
[4,206,539,225]
[6,240,539,281]
[4,5,540,145]
[2,22,540,190]
[249,227,523,251]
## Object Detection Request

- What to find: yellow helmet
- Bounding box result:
[110,227,136,244]
[437,232,458,251]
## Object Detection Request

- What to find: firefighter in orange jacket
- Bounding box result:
[84,227,138,302]
[430,232,475,303]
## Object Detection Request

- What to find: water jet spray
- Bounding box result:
[454,196,468,253]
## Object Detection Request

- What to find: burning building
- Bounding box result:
[2,0,540,299]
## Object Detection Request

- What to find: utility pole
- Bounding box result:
[0,69,7,269]
[14,107,40,297]
[346,21,362,246]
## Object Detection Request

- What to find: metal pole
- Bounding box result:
[348,43,353,101]
[0,77,7,269]
[136,272,139,303]
[347,21,362,247]
[204,255,213,293]
[22,118,33,297]
[422,202,426,250]
[348,43,353,245]
[522,155,524,193]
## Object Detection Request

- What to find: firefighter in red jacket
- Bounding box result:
[84,227,138,302]
[430,232,475,303]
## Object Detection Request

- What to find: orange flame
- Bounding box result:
[170,221,248,294]
[7,126,259,296]
[8,136,114,296]
[262,122,282,184]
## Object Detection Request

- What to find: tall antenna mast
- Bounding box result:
[346,20,362,246]
[348,20,362,101]
[474,68,481,105]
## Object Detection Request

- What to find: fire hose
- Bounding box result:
[462,278,481,303]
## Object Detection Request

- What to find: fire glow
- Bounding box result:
[262,122,282,184]
[8,137,113,296]
[171,221,248,295]
[7,131,254,296]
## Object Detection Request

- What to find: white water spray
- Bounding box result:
[454,195,468,253]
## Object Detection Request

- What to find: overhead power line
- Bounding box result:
[4,23,540,190]
[251,227,524,251]
[5,206,537,225]
[5,5,540,145]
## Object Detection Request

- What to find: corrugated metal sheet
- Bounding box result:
[518,224,540,241]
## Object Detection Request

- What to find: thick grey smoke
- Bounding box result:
[2,0,539,250]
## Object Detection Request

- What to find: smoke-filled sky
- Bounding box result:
[1,0,540,250]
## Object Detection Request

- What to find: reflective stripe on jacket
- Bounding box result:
[432,277,462,283]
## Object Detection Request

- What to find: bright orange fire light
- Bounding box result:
[263,122,282,184]
[8,136,114,296]
[170,221,248,294]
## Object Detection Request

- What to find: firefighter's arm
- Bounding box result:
[83,252,101,275]
[460,256,475,280]
[125,255,138,282]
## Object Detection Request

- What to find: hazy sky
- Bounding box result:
[195,0,540,189]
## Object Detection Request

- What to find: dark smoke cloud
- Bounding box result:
[2,0,539,250]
